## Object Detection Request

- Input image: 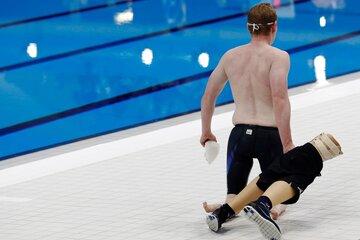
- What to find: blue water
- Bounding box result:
[0,0,359,159]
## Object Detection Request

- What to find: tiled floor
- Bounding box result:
[0,79,359,240]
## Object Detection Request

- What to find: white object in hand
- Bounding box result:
[204,141,220,164]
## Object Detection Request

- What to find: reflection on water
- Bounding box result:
[141,48,154,65]
[114,8,134,25]
[26,43,38,58]
[314,55,329,86]
[162,0,187,25]
[312,0,345,9]
[319,16,327,27]
[198,52,210,68]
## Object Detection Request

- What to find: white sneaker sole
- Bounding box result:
[206,214,219,232]
[243,205,282,240]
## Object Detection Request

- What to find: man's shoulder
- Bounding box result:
[222,45,247,60]
[226,44,249,54]
[269,47,289,59]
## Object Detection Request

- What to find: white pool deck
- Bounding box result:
[0,72,359,240]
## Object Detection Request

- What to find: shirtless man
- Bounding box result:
[200,3,294,219]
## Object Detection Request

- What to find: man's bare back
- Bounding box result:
[201,39,292,152]
[224,43,289,127]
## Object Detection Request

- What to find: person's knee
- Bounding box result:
[256,176,272,192]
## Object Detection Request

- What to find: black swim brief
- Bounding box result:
[256,143,323,204]
[227,124,283,194]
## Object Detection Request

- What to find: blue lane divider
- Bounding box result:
[1,64,359,162]
[0,0,145,29]
[0,28,359,138]
[287,30,360,54]
[0,0,310,73]
[0,71,211,136]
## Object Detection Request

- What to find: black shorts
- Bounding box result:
[256,143,323,204]
[227,124,283,195]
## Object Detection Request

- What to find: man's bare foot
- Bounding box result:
[203,202,222,213]
[270,204,287,220]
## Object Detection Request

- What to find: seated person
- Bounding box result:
[206,133,343,240]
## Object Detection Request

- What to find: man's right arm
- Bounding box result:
[269,51,294,153]
[200,54,228,146]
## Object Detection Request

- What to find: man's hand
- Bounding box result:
[200,132,217,147]
[283,142,295,153]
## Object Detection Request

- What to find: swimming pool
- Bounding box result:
[0,0,359,159]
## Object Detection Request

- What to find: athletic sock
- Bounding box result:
[213,203,235,224]
[256,196,273,211]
